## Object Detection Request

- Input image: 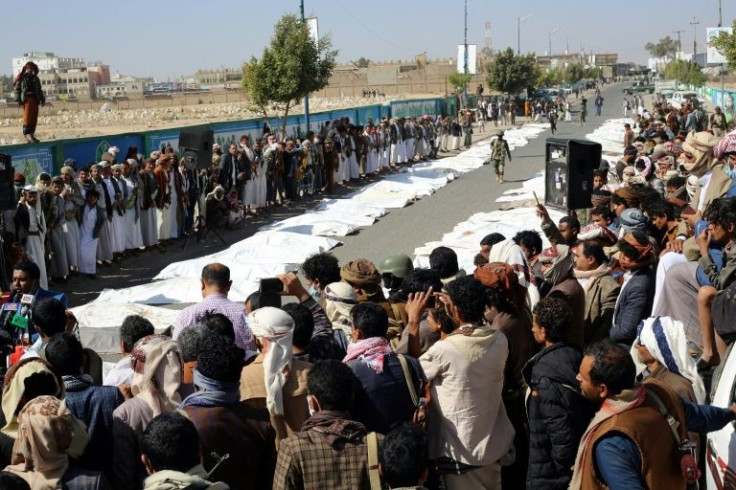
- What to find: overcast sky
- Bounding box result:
[4,0,730,80]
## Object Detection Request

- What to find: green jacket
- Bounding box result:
[14,74,45,104]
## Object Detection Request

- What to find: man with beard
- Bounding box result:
[93,162,115,265]
[570,341,736,490]
[14,186,48,289]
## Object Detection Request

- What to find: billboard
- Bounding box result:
[456,44,477,74]
[707,27,732,64]
[307,17,319,45]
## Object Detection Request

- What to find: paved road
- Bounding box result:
[328,84,627,268]
[56,83,626,308]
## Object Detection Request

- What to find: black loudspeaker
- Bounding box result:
[178,129,214,171]
[0,154,15,212]
[544,138,602,211]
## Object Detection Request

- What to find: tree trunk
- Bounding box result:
[281,103,292,140]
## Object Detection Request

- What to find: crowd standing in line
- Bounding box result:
[5,83,736,489]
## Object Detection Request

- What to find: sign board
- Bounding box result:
[307,17,319,45]
[456,44,477,74]
[707,27,732,64]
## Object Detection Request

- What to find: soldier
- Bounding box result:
[491,131,512,183]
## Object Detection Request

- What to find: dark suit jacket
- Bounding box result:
[218,152,248,191]
[609,267,656,345]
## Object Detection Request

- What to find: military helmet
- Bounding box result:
[379,254,414,279]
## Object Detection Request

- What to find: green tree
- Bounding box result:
[448,71,473,93]
[0,75,12,94]
[537,68,562,87]
[355,57,371,68]
[664,59,707,87]
[485,48,539,97]
[709,21,736,68]
[563,64,585,84]
[645,36,679,58]
[242,14,337,135]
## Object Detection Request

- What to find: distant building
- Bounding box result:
[95,72,150,98]
[11,52,113,100]
[11,52,86,78]
[537,52,618,70]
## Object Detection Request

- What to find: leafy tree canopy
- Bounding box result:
[242,14,337,134]
[645,36,679,58]
[710,21,736,68]
[485,48,539,96]
[448,71,473,91]
[664,59,707,87]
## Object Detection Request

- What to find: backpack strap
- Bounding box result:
[397,354,419,407]
[367,431,382,490]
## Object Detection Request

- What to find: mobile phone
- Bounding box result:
[259,278,284,295]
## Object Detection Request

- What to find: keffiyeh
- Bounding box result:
[632,316,706,403]
[249,307,295,416]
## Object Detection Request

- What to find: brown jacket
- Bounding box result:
[583,274,620,346]
[642,364,700,451]
[240,355,311,446]
[581,380,687,490]
[548,276,586,348]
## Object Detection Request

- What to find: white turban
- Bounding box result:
[248,307,295,416]
[632,316,706,403]
[323,282,358,340]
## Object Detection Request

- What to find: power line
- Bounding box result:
[334,0,420,52]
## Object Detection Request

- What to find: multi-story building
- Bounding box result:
[11,53,112,100]
[11,52,86,78]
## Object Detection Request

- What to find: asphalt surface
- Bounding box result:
[328,84,626,268]
[55,83,626,309]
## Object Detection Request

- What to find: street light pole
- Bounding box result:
[548,28,560,69]
[690,17,700,61]
[517,13,534,56]
[463,0,468,109]
[301,0,310,135]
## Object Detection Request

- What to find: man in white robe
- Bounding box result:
[79,189,104,278]
[14,186,47,289]
[122,160,143,252]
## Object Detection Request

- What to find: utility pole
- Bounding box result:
[690,18,700,61]
[463,0,468,109]
[517,13,534,56]
[548,28,560,69]
[673,29,685,58]
[301,0,310,135]
[719,0,725,104]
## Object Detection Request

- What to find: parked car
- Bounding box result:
[623,80,654,95]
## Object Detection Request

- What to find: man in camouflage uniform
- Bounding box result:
[491,131,512,183]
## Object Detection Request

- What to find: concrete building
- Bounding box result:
[38,68,91,99]
[96,73,150,99]
[11,52,113,100]
[536,52,618,70]
[11,52,86,78]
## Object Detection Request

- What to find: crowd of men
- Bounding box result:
[5,86,736,489]
[2,113,488,290]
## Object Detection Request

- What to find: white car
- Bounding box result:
[706,345,736,489]
[670,91,705,109]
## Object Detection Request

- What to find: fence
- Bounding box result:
[1,96,455,182]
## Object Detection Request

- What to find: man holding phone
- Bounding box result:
[173,263,256,352]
